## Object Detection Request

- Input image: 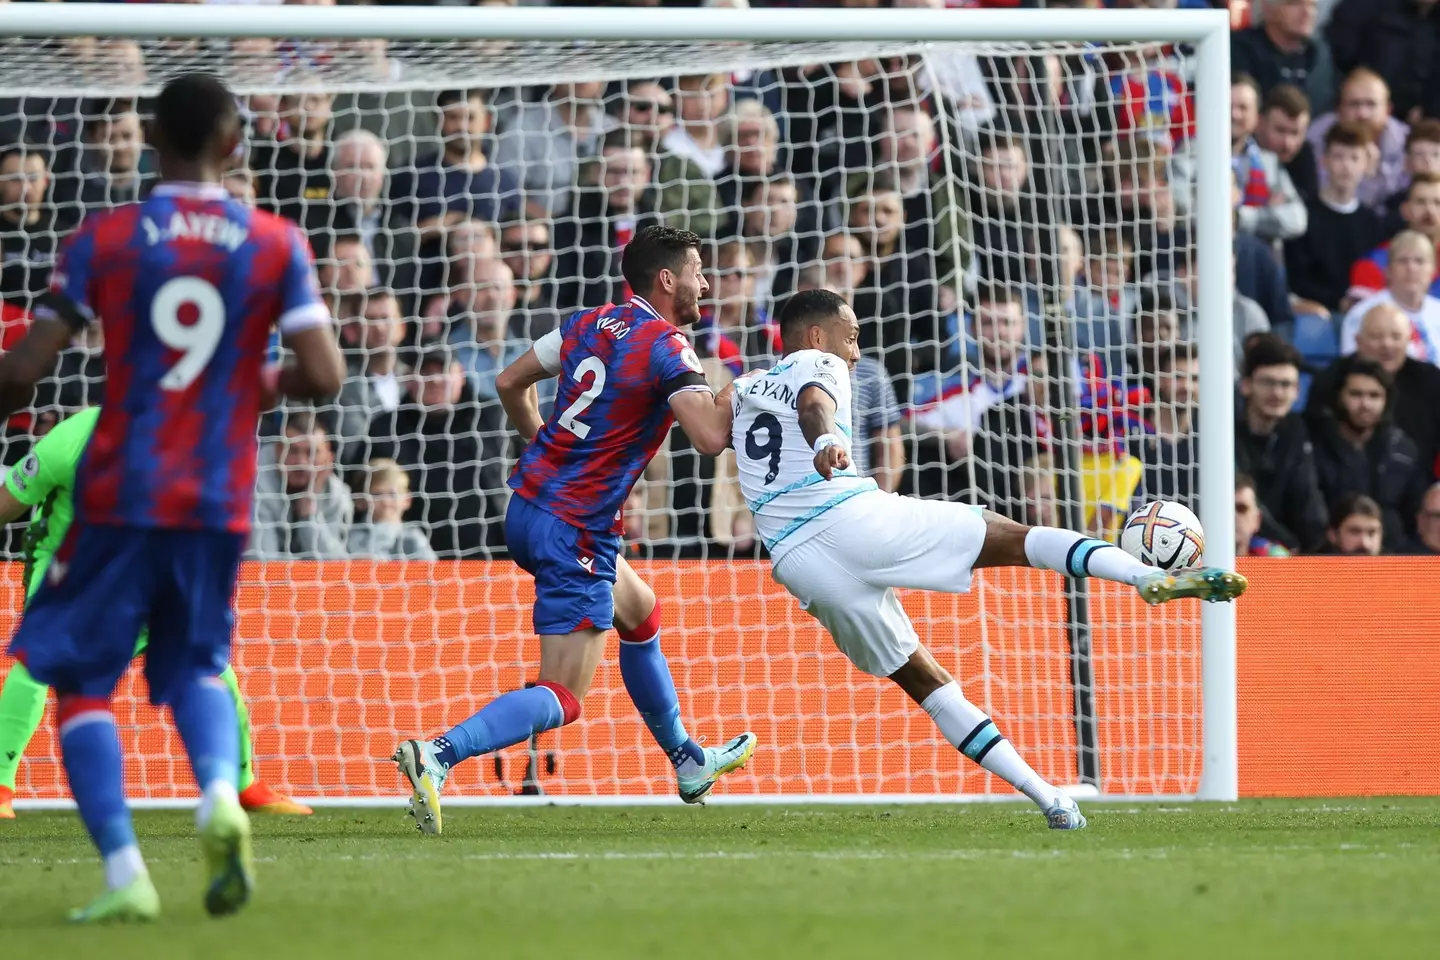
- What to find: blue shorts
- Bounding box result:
[505,495,619,635]
[8,524,244,705]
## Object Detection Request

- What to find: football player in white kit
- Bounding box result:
[732,290,1248,829]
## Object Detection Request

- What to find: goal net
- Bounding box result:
[0,9,1230,805]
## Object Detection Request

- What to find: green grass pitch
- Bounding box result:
[2,800,1437,959]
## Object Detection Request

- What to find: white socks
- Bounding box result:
[1024,526,1152,586]
[195,779,239,832]
[104,844,147,891]
[921,681,1057,810]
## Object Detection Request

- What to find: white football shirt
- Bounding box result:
[731,349,878,561]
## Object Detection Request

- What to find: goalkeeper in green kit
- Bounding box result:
[0,407,311,819]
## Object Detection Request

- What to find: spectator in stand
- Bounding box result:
[552,135,658,310]
[1236,335,1330,552]
[1074,228,1136,375]
[1320,491,1385,556]
[1231,0,1337,115]
[448,257,527,404]
[1256,84,1319,202]
[1309,354,1427,549]
[1381,120,1440,234]
[251,71,333,228]
[224,167,257,208]
[329,38,435,170]
[608,80,718,237]
[77,109,151,214]
[1310,301,1440,486]
[415,218,499,335]
[1327,0,1440,125]
[0,146,72,310]
[329,130,389,257]
[1348,173,1440,303]
[738,174,812,312]
[389,89,518,259]
[314,233,375,316]
[1129,344,1199,510]
[1236,472,1293,557]
[848,179,941,382]
[1341,230,1440,363]
[700,239,768,368]
[366,345,500,558]
[968,130,1039,289]
[1232,73,1308,243]
[663,74,730,180]
[1285,122,1388,316]
[500,206,561,340]
[1411,482,1440,554]
[495,81,606,217]
[1230,184,1298,331]
[1306,68,1410,211]
[250,411,354,560]
[1104,41,1196,152]
[335,290,406,473]
[821,231,867,305]
[1116,137,1186,280]
[348,458,439,561]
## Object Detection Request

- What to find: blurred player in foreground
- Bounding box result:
[0,407,312,821]
[395,227,755,833]
[732,290,1248,830]
[0,74,343,921]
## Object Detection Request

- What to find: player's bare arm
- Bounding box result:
[669,388,733,457]
[496,347,552,442]
[797,385,851,480]
[276,325,345,399]
[0,314,78,419]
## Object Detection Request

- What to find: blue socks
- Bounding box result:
[171,676,240,792]
[434,685,567,768]
[58,700,137,864]
[619,632,704,769]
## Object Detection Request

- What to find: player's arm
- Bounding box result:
[497,329,562,442]
[0,314,73,419]
[669,388,733,457]
[270,225,345,399]
[0,408,87,523]
[797,385,851,481]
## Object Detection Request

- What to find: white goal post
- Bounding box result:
[0,4,1236,805]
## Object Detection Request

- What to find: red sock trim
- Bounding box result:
[56,695,111,727]
[618,601,662,644]
[536,681,581,726]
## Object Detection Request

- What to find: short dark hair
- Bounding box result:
[1334,354,1393,409]
[974,281,1020,309]
[1137,283,1178,317]
[1408,172,1440,198]
[1262,84,1311,120]
[1152,343,1196,373]
[1242,334,1303,379]
[620,225,700,298]
[436,89,482,110]
[152,73,238,163]
[1408,119,1440,151]
[778,288,850,345]
[1232,72,1262,99]
[1236,472,1256,495]
[0,143,43,169]
[1325,121,1374,151]
[1329,491,1383,530]
[282,409,320,437]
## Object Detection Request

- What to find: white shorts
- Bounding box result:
[770,492,989,677]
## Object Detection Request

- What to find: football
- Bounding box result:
[1120,500,1206,570]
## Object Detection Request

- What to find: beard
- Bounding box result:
[672,288,701,326]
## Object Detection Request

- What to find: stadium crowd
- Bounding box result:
[2,0,1439,561]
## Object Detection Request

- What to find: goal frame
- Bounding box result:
[0,3,1237,804]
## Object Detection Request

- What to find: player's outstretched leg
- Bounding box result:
[982,517,1247,605]
[614,561,755,804]
[171,674,253,918]
[0,660,49,819]
[217,665,312,816]
[893,650,1086,830]
[56,694,162,922]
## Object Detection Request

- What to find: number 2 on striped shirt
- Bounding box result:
[557,356,607,439]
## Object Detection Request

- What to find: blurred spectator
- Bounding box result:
[77,109,151,214]
[891,0,995,137]
[251,411,354,560]
[365,345,500,557]
[1327,0,1440,125]
[1232,0,1336,115]
[848,181,941,381]
[738,175,810,311]
[1236,335,1329,551]
[1306,68,1410,211]
[609,80,718,237]
[348,457,438,560]
[389,89,518,256]
[1232,73,1308,243]
[1309,354,1426,549]
[553,137,657,310]
[493,81,606,216]
[821,231,867,304]
[1235,222,1298,332]
[335,290,405,471]
[1104,41,1195,152]
[1074,228,1136,374]
[968,131,1039,289]
[329,38,435,170]
[1340,230,1440,363]
[1411,482,1440,554]
[1348,173,1440,303]
[448,257,525,402]
[1320,491,1385,556]
[1129,344,1199,508]
[702,239,767,367]
[1236,472,1294,556]
[1381,120,1440,233]
[1116,137,1186,280]
[1256,84,1319,202]
[0,146,71,309]
[315,233,375,313]
[328,130,389,257]
[224,167,257,208]
[1309,301,1440,489]
[251,73,334,227]
[500,207,561,340]
[664,74,730,178]
[1285,122,1387,315]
